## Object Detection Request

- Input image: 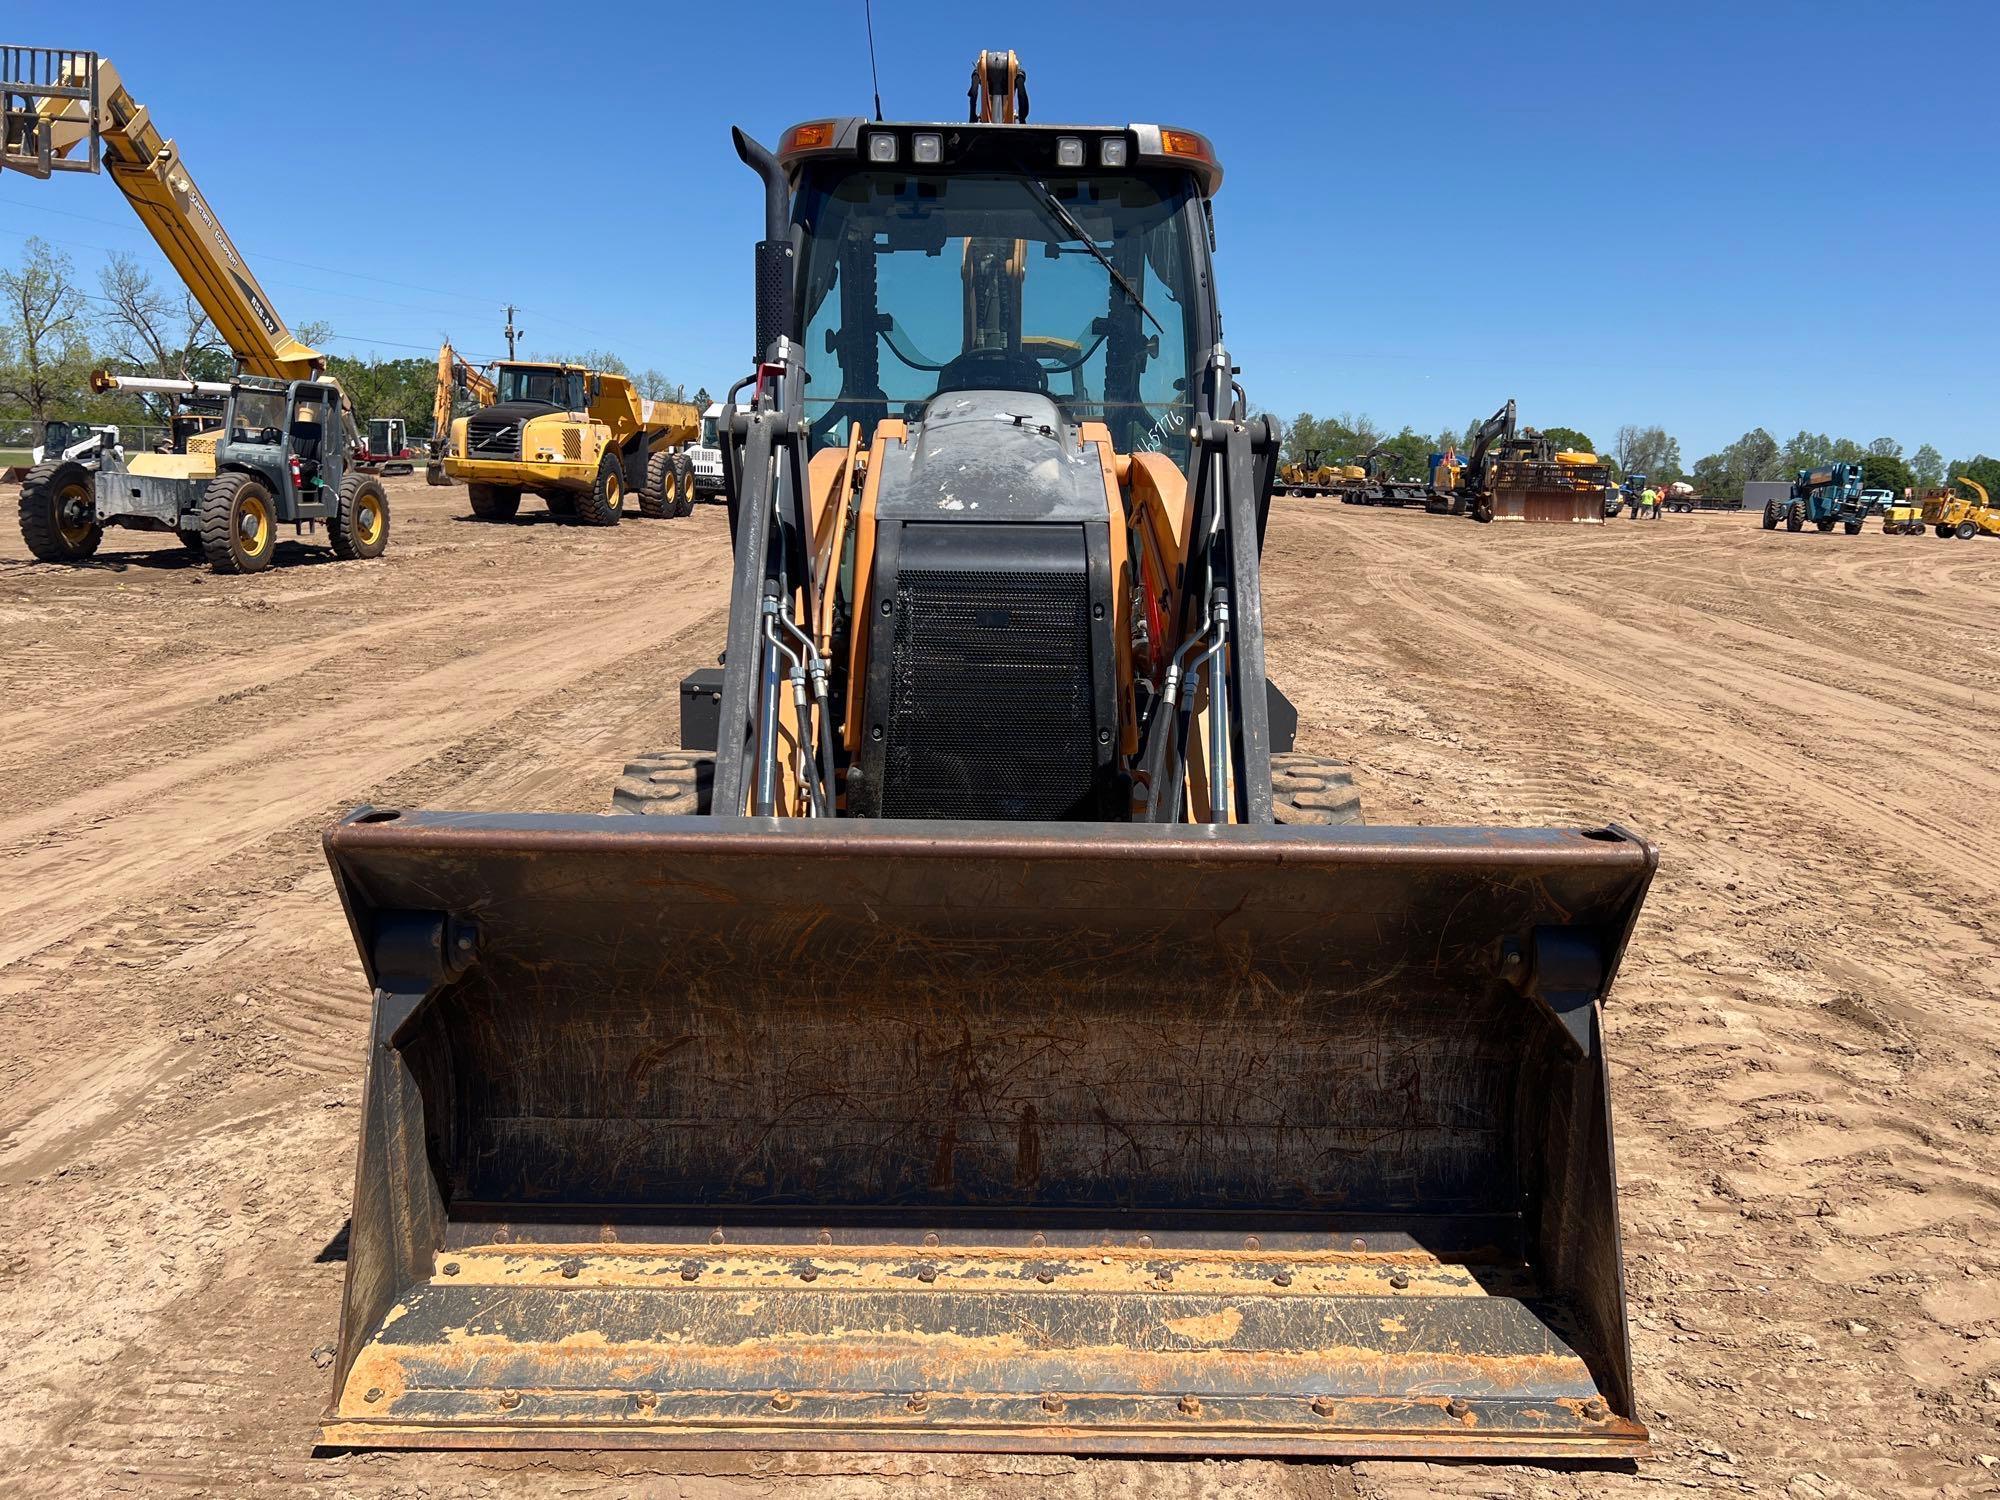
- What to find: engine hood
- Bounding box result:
[875,389,1105,523]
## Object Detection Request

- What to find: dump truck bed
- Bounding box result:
[322,812,1654,1458]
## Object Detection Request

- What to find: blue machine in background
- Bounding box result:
[1763,461,1868,534]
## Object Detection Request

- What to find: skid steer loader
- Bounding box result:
[321,54,1656,1460]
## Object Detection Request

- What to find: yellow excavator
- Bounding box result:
[425,341,495,486]
[1,46,388,571]
[320,51,1655,1461]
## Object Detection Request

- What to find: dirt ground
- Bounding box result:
[0,481,1994,1500]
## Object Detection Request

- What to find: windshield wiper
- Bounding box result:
[1024,177,1165,339]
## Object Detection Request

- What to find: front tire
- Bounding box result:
[1957,520,1979,540]
[468,483,521,521]
[1762,500,1779,530]
[574,453,625,526]
[199,472,278,574]
[611,749,715,815]
[18,460,102,562]
[1787,500,1805,532]
[1843,519,1862,535]
[1269,753,1365,825]
[329,474,390,560]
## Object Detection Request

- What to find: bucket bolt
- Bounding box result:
[498,1392,522,1411]
[1445,1397,1470,1421]
[1389,1272,1410,1290]
[362,1387,383,1404]
[906,1392,930,1414]
[1582,1397,1610,1421]
[633,1391,658,1412]
[1177,1393,1203,1417]
[770,1391,796,1412]
[1041,1393,1066,1415]
[1271,1268,1293,1287]
[798,1263,820,1282]
[916,1263,938,1283]
[558,1256,581,1279]
[680,1260,702,1282]
[1311,1395,1337,1418]
[441,1261,460,1276]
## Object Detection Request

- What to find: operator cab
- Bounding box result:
[494,362,586,412]
[778,119,1223,464]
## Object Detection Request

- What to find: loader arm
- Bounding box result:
[1,48,320,380]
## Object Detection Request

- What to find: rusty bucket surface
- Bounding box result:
[320,812,1654,1459]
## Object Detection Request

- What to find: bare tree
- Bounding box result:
[636,368,685,402]
[95,251,227,380]
[0,237,92,425]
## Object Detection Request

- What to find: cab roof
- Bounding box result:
[776,118,1223,196]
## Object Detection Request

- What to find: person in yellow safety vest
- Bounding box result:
[1640,485,1658,520]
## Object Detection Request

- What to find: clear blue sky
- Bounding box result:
[5,0,1994,461]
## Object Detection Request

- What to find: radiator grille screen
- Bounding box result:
[882,569,1097,820]
[467,415,521,459]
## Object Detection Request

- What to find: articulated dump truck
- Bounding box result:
[321,57,1657,1460]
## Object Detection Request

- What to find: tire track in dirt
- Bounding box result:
[0,530,732,970]
[1311,509,2000,887]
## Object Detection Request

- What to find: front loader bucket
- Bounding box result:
[320,812,1655,1459]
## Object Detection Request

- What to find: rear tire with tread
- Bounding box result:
[18,460,102,562]
[468,483,521,521]
[1761,500,1779,530]
[1786,500,1805,532]
[671,452,696,517]
[198,472,278,574]
[639,451,673,518]
[1269,753,1365,826]
[329,473,391,559]
[611,749,715,816]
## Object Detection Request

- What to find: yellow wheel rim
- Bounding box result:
[606,473,623,511]
[356,497,384,546]
[55,481,95,547]
[238,492,272,556]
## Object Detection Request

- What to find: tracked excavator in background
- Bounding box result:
[321,50,1656,1460]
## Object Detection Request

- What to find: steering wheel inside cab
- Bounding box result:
[933,346,1050,397]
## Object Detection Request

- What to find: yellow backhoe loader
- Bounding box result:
[320,50,1655,1462]
[441,361,701,523]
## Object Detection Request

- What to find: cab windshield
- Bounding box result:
[699,413,718,448]
[497,366,585,409]
[796,168,1204,461]
[230,390,286,443]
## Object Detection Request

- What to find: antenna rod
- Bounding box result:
[864,0,884,121]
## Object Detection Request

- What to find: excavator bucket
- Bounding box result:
[321,810,1655,1459]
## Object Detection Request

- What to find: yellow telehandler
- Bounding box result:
[320,50,1655,1462]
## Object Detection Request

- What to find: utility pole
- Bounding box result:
[503,305,520,359]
